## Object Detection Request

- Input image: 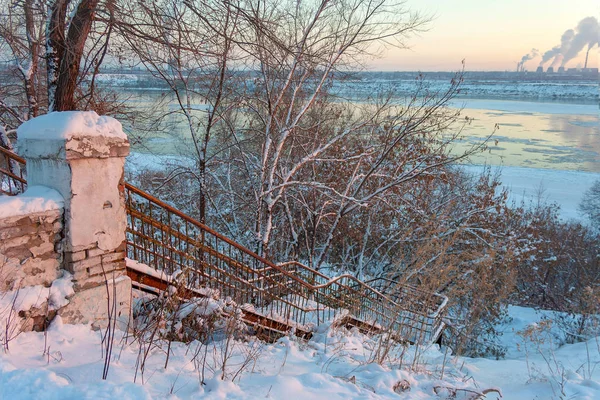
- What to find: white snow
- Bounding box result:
[0,186,63,219]
[47,275,75,311]
[462,165,600,221]
[96,73,141,84]
[17,111,127,140]
[126,152,194,174]
[0,304,597,399]
[126,258,176,282]
[0,272,74,326]
[126,258,217,299]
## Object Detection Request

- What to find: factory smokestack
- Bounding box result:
[584,45,591,68]
[518,49,539,71]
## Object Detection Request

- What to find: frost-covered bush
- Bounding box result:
[132,291,247,344]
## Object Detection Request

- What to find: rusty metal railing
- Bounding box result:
[279,261,447,344]
[124,183,321,326]
[0,146,447,344]
[124,187,447,343]
[0,146,26,195]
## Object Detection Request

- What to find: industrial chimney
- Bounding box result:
[547,67,554,73]
[584,48,590,69]
[536,66,544,73]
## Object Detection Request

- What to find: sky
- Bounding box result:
[372,0,599,71]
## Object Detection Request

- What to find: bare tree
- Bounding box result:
[115,0,242,224]
[0,0,115,133]
[0,0,47,128]
[579,179,600,231]
[228,0,433,258]
[212,0,491,262]
[46,0,104,111]
[118,0,492,267]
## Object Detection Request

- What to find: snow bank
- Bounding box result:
[17,111,126,140]
[0,304,597,399]
[0,186,63,219]
[0,272,74,318]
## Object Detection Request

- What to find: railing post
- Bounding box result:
[17,111,131,330]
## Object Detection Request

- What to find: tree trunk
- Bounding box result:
[23,0,40,118]
[50,0,100,111]
[46,0,69,111]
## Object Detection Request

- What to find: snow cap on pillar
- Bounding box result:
[17,111,128,160]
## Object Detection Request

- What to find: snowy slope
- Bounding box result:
[0,306,598,399]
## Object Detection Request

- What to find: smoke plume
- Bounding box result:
[518,48,539,70]
[550,54,563,68]
[539,30,573,66]
[539,46,560,66]
[561,17,599,67]
[538,17,599,68]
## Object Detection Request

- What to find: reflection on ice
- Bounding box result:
[454,101,600,172]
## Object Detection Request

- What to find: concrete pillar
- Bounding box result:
[17,111,132,329]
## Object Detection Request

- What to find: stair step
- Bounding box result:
[336,315,384,335]
[127,266,312,341]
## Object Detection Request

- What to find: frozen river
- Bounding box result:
[128,91,599,172]
[452,99,599,173]
[125,89,600,220]
[453,99,599,221]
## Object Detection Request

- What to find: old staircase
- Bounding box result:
[1,146,447,344]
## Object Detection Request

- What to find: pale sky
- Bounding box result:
[372,0,599,71]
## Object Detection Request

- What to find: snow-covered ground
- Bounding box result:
[462,165,600,222]
[0,305,598,399]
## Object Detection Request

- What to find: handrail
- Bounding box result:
[124,183,280,272]
[0,145,26,195]
[126,182,430,308]
[279,261,447,308]
[0,146,26,164]
[124,183,350,296]
[124,182,331,326]
[364,276,449,317]
[278,261,447,342]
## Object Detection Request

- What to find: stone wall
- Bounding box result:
[64,241,126,291]
[0,208,63,292]
[0,112,133,334]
